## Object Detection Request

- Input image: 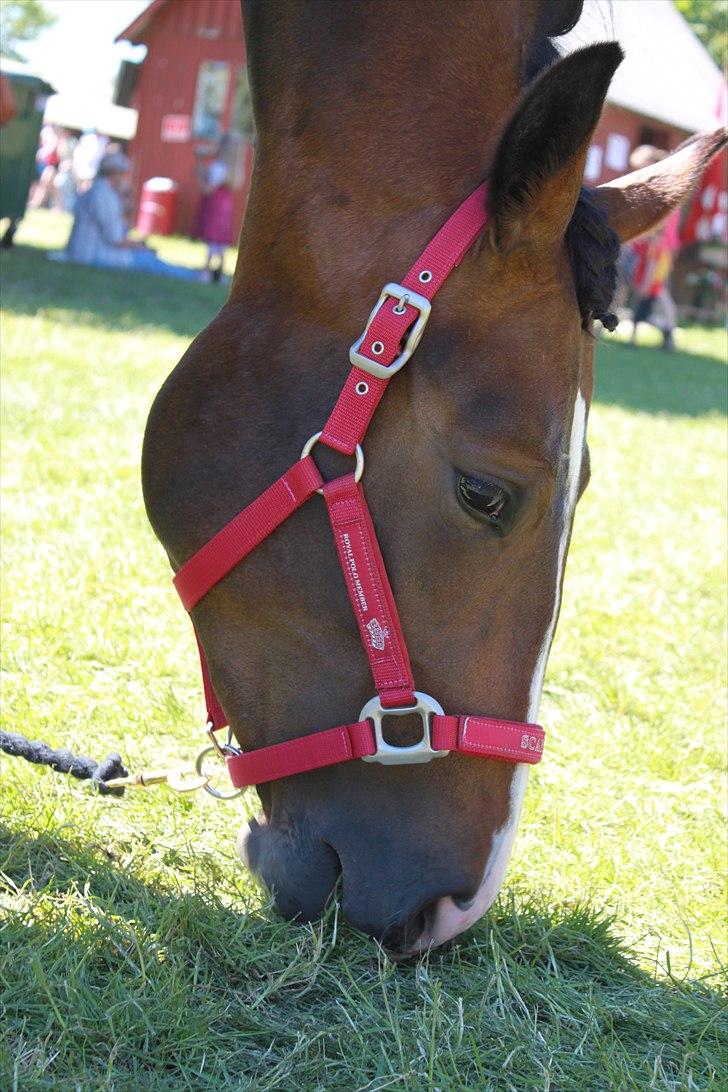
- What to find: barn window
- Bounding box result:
[584,144,603,182]
[192,60,230,140]
[231,66,253,139]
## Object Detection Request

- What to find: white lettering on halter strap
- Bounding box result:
[341,532,368,614]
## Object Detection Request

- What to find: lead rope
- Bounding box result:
[0,730,212,795]
[0,729,129,795]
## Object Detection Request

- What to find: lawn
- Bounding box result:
[1,210,726,1091]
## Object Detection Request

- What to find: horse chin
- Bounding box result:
[237,814,263,870]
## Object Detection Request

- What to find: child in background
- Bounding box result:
[192,133,234,282]
[627,145,682,351]
[630,208,681,350]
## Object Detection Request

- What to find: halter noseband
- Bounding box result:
[173,182,545,790]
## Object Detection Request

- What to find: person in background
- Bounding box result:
[30,124,60,209]
[52,130,78,214]
[72,129,107,194]
[61,152,204,281]
[104,141,135,226]
[0,76,18,247]
[192,132,234,282]
[627,145,682,351]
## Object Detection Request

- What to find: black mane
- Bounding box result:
[567,188,620,331]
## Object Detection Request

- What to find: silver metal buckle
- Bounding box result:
[360,691,448,765]
[349,282,432,379]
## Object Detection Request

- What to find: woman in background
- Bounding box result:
[192,133,234,282]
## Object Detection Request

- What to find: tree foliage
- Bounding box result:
[0,0,57,63]
[675,0,728,71]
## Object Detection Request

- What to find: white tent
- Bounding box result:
[43,93,137,141]
[561,0,725,133]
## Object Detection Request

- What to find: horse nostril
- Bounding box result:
[452,892,477,911]
[380,890,481,954]
[381,900,437,956]
[241,820,342,923]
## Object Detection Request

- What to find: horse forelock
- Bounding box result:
[567,189,621,332]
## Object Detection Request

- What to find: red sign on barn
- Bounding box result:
[681,150,728,245]
[160,114,191,143]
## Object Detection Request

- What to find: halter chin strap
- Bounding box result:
[172,181,545,786]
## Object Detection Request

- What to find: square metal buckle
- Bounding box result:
[349,282,432,379]
[360,692,448,765]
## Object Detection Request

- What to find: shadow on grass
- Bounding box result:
[594,335,727,418]
[4,821,724,991]
[0,820,266,978]
[0,822,319,1088]
[2,820,725,1087]
[0,243,224,341]
[3,241,726,420]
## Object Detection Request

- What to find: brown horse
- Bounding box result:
[142,0,725,955]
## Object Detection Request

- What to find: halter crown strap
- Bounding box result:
[320,183,490,455]
[171,181,545,785]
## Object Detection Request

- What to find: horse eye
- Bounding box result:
[456,473,510,526]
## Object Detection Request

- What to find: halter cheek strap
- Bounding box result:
[172,181,545,787]
[323,474,416,709]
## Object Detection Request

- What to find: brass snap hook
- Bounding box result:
[103,768,210,793]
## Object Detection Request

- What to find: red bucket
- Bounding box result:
[136,177,178,236]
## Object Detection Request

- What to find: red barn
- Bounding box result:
[118,0,725,254]
[116,0,252,239]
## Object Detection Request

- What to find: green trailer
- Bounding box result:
[0,61,54,246]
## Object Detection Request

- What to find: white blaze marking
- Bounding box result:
[417,390,587,952]
[527,388,586,722]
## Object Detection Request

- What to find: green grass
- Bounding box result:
[1,210,726,1090]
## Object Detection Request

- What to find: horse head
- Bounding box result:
[142,0,725,955]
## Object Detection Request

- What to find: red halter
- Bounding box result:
[173,183,545,789]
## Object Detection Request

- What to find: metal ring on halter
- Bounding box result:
[196,731,243,800]
[300,431,365,494]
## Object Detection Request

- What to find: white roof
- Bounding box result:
[560,0,725,133]
[43,94,138,141]
[0,54,54,90]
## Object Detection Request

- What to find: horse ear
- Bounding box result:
[488,42,623,252]
[592,128,727,243]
